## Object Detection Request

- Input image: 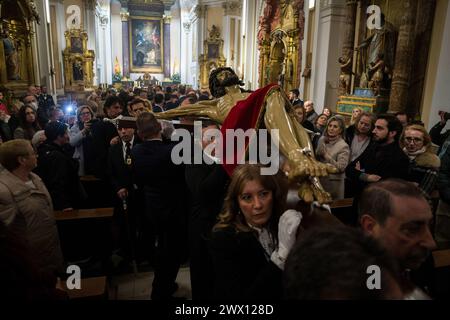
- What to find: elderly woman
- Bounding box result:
[69,105,96,175]
[13,105,41,140]
[400,124,440,198]
[316,116,350,200]
[209,164,302,300]
[0,139,64,278]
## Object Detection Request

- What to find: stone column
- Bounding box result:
[121,10,130,77]
[242,0,258,89]
[163,14,171,79]
[389,0,418,114]
[194,5,207,62]
[181,21,191,83]
[312,0,346,110]
[85,0,96,55]
[339,0,357,95]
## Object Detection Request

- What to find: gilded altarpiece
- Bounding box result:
[257,0,305,92]
[0,0,39,94]
[198,25,226,91]
[62,28,95,92]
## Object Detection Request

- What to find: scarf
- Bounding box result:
[324,134,340,144]
[403,146,426,161]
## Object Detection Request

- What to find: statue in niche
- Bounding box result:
[368,53,386,96]
[268,31,285,84]
[73,61,84,81]
[356,13,396,89]
[1,27,21,80]
[338,55,352,95]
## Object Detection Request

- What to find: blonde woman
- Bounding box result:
[316,116,350,199]
[350,107,363,126]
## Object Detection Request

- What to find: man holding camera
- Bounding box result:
[429,111,450,149]
[431,110,450,243]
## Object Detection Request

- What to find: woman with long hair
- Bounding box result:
[69,105,96,175]
[13,105,41,140]
[209,163,302,299]
[350,107,363,126]
[316,116,350,200]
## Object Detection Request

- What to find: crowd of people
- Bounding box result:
[0,79,449,301]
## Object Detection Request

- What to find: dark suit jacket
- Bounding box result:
[107,138,140,194]
[209,227,282,300]
[36,142,82,210]
[131,140,186,225]
[185,163,229,232]
[345,140,409,192]
[91,120,118,179]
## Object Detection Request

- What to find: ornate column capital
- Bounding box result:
[183,21,191,33]
[222,1,243,16]
[193,4,206,19]
[163,14,172,24]
[99,14,109,27]
[120,10,130,22]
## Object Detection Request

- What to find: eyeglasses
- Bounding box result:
[80,112,91,116]
[405,137,423,144]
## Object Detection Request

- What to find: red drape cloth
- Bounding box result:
[220,83,279,176]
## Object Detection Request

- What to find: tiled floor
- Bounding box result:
[110,267,192,300]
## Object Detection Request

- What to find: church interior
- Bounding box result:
[1,0,450,303]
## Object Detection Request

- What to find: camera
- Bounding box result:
[64,104,76,116]
[439,110,450,121]
[87,118,99,125]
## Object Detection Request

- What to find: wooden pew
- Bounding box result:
[55,207,114,221]
[58,276,108,300]
[55,208,114,268]
[330,198,354,209]
[433,249,450,268]
[80,175,101,182]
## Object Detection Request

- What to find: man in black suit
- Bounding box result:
[91,96,123,179]
[132,112,187,299]
[107,119,143,267]
[152,93,165,113]
[90,96,123,207]
[184,121,229,300]
[288,88,303,106]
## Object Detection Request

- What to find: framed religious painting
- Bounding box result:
[207,43,219,59]
[129,17,164,73]
[70,36,83,54]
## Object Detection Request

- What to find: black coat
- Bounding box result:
[345,140,409,192]
[91,120,118,179]
[185,163,229,230]
[209,227,283,300]
[184,162,229,299]
[36,142,82,210]
[131,140,186,224]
